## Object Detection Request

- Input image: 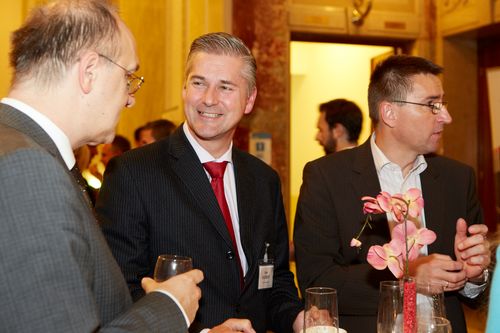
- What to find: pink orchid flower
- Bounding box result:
[367,239,405,278]
[361,195,384,215]
[350,238,362,248]
[374,191,393,213]
[401,188,424,218]
[391,221,437,261]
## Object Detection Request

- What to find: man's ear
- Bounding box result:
[332,123,346,139]
[78,51,100,94]
[379,101,397,128]
[243,87,257,115]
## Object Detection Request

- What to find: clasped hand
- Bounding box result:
[409,218,490,291]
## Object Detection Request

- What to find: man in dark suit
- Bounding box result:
[0,1,203,331]
[96,32,304,333]
[294,55,491,333]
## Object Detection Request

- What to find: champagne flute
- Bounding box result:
[377,281,403,333]
[154,254,192,282]
[304,287,344,333]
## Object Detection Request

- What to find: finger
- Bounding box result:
[455,218,468,239]
[468,223,488,236]
[459,240,490,261]
[183,269,204,284]
[445,277,467,291]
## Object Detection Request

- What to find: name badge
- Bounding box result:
[258,259,274,290]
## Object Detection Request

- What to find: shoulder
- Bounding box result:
[425,154,475,175]
[304,145,360,172]
[233,148,279,180]
[0,123,40,155]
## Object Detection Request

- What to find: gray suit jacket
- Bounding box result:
[96,126,303,333]
[294,139,483,333]
[0,103,186,332]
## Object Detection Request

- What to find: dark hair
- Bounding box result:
[10,0,120,85]
[319,99,363,142]
[368,55,443,124]
[145,119,176,140]
[111,135,131,153]
[134,125,146,142]
[185,32,256,95]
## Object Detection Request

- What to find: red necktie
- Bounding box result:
[203,161,244,288]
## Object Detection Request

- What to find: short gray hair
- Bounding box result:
[10,0,120,86]
[185,32,257,95]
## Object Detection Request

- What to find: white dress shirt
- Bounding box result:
[183,123,248,275]
[370,133,484,297]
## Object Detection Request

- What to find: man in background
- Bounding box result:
[135,118,176,147]
[97,32,304,333]
[101,134,131,167]
[0,0,203,331]
[294,55,490,333]
[316,98,363,154]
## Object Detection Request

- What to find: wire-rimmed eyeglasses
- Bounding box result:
[98,54,144,95]
[391,100,448,115]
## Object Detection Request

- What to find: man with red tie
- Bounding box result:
[96,32,304,333]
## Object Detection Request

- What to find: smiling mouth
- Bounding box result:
[198,110,222,118]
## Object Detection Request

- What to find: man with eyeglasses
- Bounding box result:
[0,0,203,331]
[294,55,491,333]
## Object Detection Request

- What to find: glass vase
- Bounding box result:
[377,278,417,333]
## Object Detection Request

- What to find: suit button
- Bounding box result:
[226,250,234,260]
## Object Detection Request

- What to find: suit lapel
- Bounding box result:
[169,128,235,250]
[0,103,65,166]
[351,140,391,242]
[420,158,446,254]
[232,150,255,270]
[351,140,383,200]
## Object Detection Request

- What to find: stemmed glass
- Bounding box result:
[417,317,452,333]
[153,254,192,282]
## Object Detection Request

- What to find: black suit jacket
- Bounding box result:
[96,126,303,333]
[293,139,483,333]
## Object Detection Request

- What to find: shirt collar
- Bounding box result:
[370,133,427,175]
[1,97,76,169]
[182,122,232,164]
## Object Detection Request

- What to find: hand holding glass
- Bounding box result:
[154,254,193,282]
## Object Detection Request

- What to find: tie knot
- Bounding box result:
[203,161,228,179]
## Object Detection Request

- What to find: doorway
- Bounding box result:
[289,41,394,224]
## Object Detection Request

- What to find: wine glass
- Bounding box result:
[377,280,447,333]
[417,317,452,333]
[153,254,192,282]
[416,282,446,323]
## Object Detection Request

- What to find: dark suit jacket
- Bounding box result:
[0,103,186,332]
[293,139,483,333]
[96,126,303,333]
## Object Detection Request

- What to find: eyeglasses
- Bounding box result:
[98,54,144,95]
[391,100,448,115]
